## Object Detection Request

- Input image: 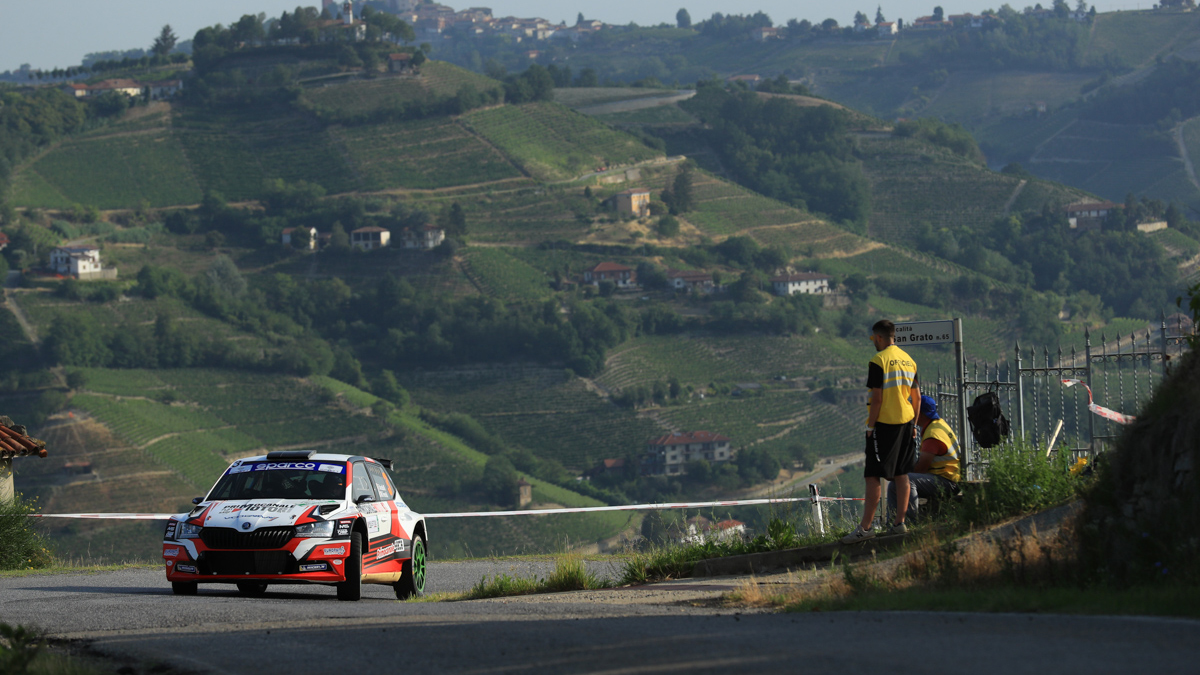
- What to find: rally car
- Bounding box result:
[162,451,427,601]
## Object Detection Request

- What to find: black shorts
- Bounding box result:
[864,421,915,480]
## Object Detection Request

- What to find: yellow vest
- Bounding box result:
[921,418,960,482]
[870,344,917,425]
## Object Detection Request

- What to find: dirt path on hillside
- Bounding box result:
[1175,122,1200,193]
[1001,179,1028,215]
[575,90,696,116]
[4,286,40,345]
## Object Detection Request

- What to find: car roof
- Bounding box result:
[234,453,365,464]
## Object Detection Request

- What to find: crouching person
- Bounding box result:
[888,395,960,523]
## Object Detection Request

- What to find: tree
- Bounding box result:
[854,11,869,26]
[576,12,585,26]
[152,25,178,56]
[481,456,519,507]
[875,6,886,23]
[676,8,692,28]
[932,6,944,21]
[669,165,695,214]
[330,222,350,250]
[821,18,839,30]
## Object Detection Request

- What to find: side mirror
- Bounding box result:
[191,497,204,505]
[355,494,375,505]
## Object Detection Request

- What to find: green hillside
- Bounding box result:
[3,28,1185,565]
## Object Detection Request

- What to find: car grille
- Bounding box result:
[198,551,295,576]
[199,526,295,550]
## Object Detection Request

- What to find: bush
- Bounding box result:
[0,496,54,571]
[955,439,1080,527]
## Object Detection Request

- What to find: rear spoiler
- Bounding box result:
[371,457,394,470]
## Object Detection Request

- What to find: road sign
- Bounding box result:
[893,320,956,346]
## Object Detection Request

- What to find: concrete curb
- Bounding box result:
[692,533,909,577]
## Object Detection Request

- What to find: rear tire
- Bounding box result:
[171,581,198,596]
[336,531,363,601]
[236,582,268,597]
[394,534,426,600]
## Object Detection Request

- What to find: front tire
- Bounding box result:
[237,582,268,597]
[336,531,363,601]
[172,581,198,596]
[395,533,426,600]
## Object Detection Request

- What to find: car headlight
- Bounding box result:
[177,522,202,539]
[294,521,336,538]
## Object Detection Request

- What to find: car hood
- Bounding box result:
[201,499,343,531]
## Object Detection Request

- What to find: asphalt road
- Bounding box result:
[2,566,1198,674]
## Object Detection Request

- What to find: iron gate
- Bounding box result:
[930,313,1194,480]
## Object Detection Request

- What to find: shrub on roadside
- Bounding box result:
[0,496,54,571]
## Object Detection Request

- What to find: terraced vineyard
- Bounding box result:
[300,62,502,118]
[176,106,357,199]
[338,119,520,190]
[403,367,664,469]
[652,392,863,459]
[461,248,553,301]
[12,129,203,209]
[464,102,662,182]
[858,134,1026,243]
[597,334,864,395]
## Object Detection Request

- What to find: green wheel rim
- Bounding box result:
[413,539,426,592]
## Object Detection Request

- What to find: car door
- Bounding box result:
[351,461,385,542]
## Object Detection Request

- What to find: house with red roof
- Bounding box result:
[643,431,733,476]
[583,262,636,288]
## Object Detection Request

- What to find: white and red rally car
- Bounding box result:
[162,451,427,601]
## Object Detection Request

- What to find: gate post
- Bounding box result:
[1015,342,1025,439]
[953,318,969,477]
[1085,328,1096,453]
[0,457,13,503]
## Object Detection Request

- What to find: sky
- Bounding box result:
[0,0,1152,72]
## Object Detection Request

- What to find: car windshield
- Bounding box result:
[206,461,347,501]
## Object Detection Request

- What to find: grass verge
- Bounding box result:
[462,554,612,599]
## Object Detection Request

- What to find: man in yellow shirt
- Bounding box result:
[888,395,961,522]
[842,319,920,543]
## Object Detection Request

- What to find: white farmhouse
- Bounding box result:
[49,246,113,280]
[771,272,831,296]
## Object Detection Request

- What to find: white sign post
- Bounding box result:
[893,319,969,476]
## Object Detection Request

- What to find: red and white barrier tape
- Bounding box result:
[20,496,863,521]
[1061,379,1137,425]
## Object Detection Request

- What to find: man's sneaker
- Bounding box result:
[840,525,875,544]
[885,521,908,536]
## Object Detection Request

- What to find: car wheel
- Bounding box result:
[394,533,426,600]
[237,582,268,597]
[172,581,198,596]
[336,531,363,601]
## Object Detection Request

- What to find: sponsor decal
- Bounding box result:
[323,546,346,556]
[335,521,352,537]
[166,560,174,567]
[375,543,396,559]
[164,523,177,539]
[218,505,243,514]
[317,463,345,474]
[176,564,198,574]
[238,502,298,514]
[228,465,252,474]
[300,563,328,572]
[332,559,343,565]
[163,548,180,558]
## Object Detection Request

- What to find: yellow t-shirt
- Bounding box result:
[921,418,960,482]
[867,344,917,425]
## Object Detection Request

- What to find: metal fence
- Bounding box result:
[930,313,1195,480]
